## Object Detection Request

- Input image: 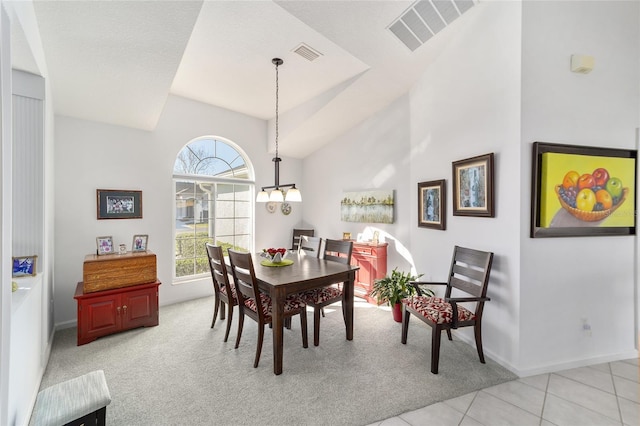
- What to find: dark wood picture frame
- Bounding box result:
[418,179,446,230]
[531,142,637,238]
[12,255,37,277]
[452,153,495,217]
[97,189,142,220]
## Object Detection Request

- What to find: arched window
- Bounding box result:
[173,137,253,280]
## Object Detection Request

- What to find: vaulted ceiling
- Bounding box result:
[10,0,480,158]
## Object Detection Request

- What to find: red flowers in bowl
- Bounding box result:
[265,247,287,256]
[261,247,288,263]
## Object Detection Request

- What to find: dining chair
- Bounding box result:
[298,235,322,257]
[401,246,494,374]
[302,238,353,346]
[205,243,237,342]
[291,228,314,251]
[227,249,308,368]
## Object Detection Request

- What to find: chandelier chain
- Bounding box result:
[275,60,279,158]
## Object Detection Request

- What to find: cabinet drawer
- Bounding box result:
[353,247,372,256]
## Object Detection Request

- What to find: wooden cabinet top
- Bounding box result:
[84,250,155,263]
[344,240,388,248]
[74,280,161,299]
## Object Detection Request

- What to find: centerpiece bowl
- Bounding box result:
[261,248,288,263]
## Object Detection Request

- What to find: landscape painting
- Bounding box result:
[341,189,394,223]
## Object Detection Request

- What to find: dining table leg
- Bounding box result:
[272,287,286,375]
[344,271,355,340]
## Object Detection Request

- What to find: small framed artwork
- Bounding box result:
[531,142,637,238]
[96,236,114,255]
[132,234,149,252]
[418,179,446,230]
[342,232,352,240]
[452,153,495,217]
[12,255,37,277]
[97,189,142,220]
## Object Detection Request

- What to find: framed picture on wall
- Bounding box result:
[531,142,637,237]
[418,179,446,230]
[340,189,394,223]
[452,153,495,217]
[97,189,142,219]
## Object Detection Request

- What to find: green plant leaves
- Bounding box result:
[369,267,424,306]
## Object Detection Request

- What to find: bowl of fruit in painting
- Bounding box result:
[555,168,627,222]
[261,247,288,263]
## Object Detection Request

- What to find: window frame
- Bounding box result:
[172,137,255,283]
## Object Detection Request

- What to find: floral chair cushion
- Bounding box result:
[402,296,476,325]
[243,292,306,320]
[303,286,342,305]
[219,284,238,301]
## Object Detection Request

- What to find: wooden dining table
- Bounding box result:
[253,252,359,375]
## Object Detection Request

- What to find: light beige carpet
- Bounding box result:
[39,297,516,425]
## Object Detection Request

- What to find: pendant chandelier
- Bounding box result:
[256,58,302,203]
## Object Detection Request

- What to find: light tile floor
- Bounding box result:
[369,358,638,426]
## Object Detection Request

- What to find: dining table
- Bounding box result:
[253,251,359,375]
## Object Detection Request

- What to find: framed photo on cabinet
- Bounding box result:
[452,153,495,217]
[418,179,446,230]
[132,234,149,252]
[96,236,114,255]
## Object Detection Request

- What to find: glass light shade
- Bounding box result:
[269,189,284,202]
[285,187,302,202]
[256,190,270,202]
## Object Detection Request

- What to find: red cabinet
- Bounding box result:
[74,281,160,345]
[350,242,387,304]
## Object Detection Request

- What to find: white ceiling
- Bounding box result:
[11,0,481,158]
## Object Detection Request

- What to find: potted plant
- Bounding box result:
[370,268,431,322]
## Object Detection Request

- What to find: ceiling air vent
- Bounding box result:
[388,0,478,52]
[292,43,323,62]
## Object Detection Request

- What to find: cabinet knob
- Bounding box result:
[122,305,127,313]
[116,306,121,315]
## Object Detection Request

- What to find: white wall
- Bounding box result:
[408,0,523,370]
[0,6,12,425]
[54,95,303,325]
[303,0,639,375]
[519,0,639,374]
[302,94,414,273]
[2,1,56,424]
[305,0,524,370]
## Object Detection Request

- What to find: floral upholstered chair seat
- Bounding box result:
[219,283,237,300]
[401,246,494,374]
[402,296,476,324]
[303,286,341,305]
[243,292,307,320]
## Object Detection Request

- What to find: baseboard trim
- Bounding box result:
[512,350,639,377]
[452,330,638,378]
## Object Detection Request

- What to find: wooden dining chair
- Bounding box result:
[291,228,314,251]
[227,250,308,368]
[205,243,237,342]
[298,235,322,257]
[401,246,494,374]
[302,239,353,346]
